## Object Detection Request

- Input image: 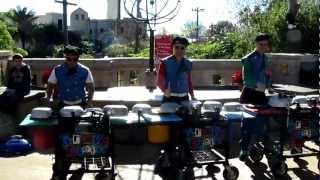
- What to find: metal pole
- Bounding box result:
[192,7,204,41]
[149,29,154,71]
[55,0,76,46]
[63,0,68,46]
[196,7,199,41]
[134,0,142,53]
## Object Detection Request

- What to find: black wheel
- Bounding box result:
[183,167,195,180]
[50,175,67,180]
[271,161,288,177]
[249,147,264,163]
[95,173,111,180]
[158,169,178,180]
[206,164,220,176]
[222,166,239,180]
[68,171,84,180]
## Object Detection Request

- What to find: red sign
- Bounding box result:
[155,35,173,65]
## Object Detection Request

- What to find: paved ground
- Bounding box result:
[0,147,319,180]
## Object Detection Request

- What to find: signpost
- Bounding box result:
[154,35,173,67]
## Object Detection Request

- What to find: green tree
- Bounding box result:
[0,21,14,49]
[181,21,206,39]
[29,24,64,57]
[207,21,235,38]
[6,6,37,49]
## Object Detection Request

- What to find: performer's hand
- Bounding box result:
[268,88,274,94]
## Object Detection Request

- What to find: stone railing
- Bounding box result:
[8,53,318,89]
[0,51,11,86]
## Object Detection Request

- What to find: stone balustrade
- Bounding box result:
[3,53,318,89]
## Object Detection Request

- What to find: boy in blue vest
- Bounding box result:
[47,45,94,108]
[157,36,195,104]
[47,45,95,180]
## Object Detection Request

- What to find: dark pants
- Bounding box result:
[240,87,268,105]
[240,115,271,151]
[239,87,270,151]
[162,95,189,153]
[162,95,189,104]
[52,101,87,179]
[0,90,23,114]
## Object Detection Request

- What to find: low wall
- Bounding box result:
[12,53,318,89]
[0,51,11,86]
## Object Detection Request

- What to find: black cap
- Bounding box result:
[255,33,270,42]
[64,45,82,56]
[172,36,189,47]
[12,53,23,60]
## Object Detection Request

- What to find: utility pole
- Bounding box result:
[192,7,204,41]
[55,0,77,46]
[134,0,142,53]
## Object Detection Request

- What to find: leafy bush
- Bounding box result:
[12,47,28,57]
[0,21,13,49]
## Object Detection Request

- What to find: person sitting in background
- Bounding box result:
[0,53,31,113]
[157,36,195,104]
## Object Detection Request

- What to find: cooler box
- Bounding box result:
[148,125,170,144]
[32,127,56,150]
[19,114,58,151]
[219,110,255,144]
[110,112,147,145]
[145,113,182,144]
[288,104,319,143]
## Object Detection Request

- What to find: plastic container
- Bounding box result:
[148,125,170,144]
[31,127,56,151]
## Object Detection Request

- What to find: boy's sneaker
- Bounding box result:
[239,150,249,162]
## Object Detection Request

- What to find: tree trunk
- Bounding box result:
[21,32,26,49]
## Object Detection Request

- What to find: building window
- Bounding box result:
[120,27,124,34]
[81,14,85,20]
[100,28,104,33]
[75,14,79,20]
[89,30,92,34]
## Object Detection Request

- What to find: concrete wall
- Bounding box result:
[19,53,318,89]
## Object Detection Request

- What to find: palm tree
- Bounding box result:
[6,6,37,49]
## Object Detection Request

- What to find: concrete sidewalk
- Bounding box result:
[0,151,318,180]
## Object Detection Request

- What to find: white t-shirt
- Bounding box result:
[48,65,94,84]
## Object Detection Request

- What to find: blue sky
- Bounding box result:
[0,0,238,34]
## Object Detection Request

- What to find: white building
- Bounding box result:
[35,13,63,31]
[70,8,89,35]
[107,0,120,20]
[35,7,147,46]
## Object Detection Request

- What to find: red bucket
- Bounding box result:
[31,127,56,151]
